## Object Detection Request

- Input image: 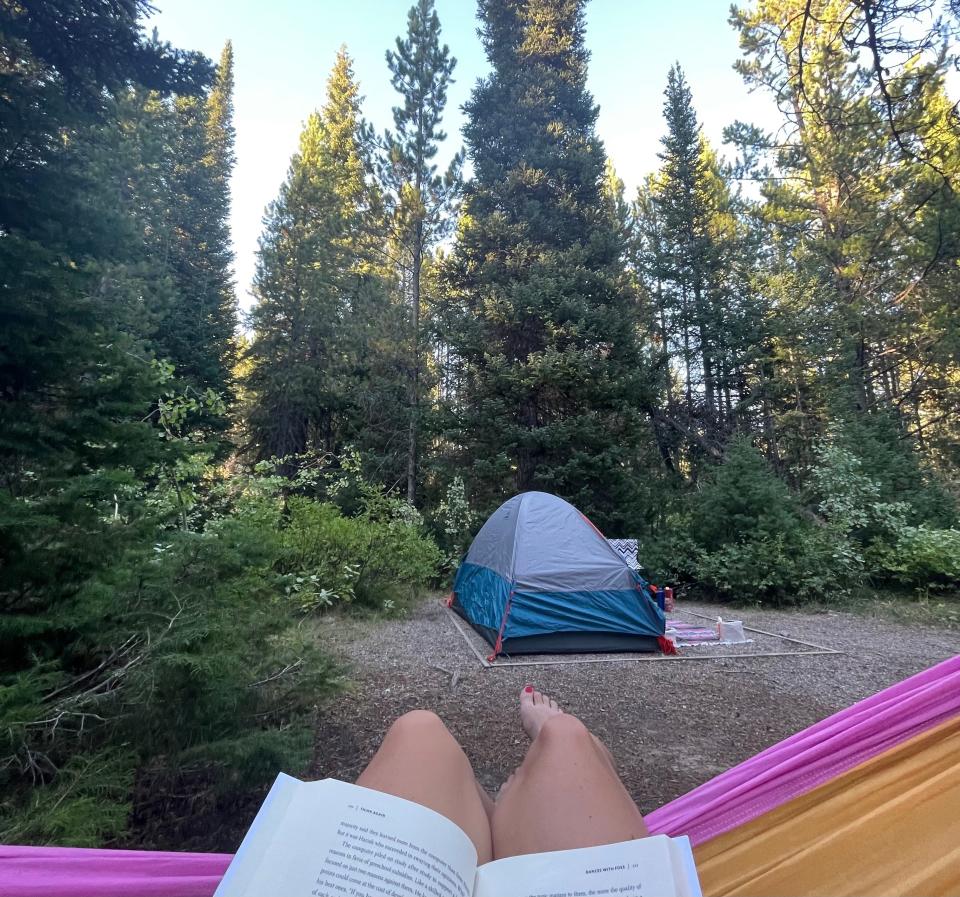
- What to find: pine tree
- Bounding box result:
[203,42,240,389]
[152,41,238,402]
[731,0,960,468]
[601,158,632,250]
[0,3,210,473]
[639,65,770,472]
[246,48,388,463]
[655,65,721,422]
[381,0,462,505]
[437,0,650,528]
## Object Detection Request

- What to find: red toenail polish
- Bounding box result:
[524,686,534,693]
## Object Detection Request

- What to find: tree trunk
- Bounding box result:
[694,280,716,420]
[515,395,539,491]
[406,234,422,505]
[681,285,693,413]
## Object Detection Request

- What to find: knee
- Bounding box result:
[386,709,450,742]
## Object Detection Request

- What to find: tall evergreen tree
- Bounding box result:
[635,65,770,472]
[381,0,462,505]
[437,0,651,529]
[731,0,960,469]
[152,40,238,400]
[655,65,723,422]
[202,41,240,387]
[246,48,388,463]
[0,2,210,475]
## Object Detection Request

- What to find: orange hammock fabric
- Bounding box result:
[694,714,960,897]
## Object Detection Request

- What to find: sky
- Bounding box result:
[148,0,781,313]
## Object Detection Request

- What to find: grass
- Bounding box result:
[803,585,960,630]
[677,581,960,630]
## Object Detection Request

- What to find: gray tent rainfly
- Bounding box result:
[450,492,666,659]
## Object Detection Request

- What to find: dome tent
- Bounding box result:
[450,491,665,657]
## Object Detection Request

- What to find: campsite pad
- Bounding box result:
[147,597,953,854]
[146,596,960,853]
[282,597,960,859]
[447,603,840,667]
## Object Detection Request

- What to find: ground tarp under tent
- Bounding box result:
[449,491,666,657]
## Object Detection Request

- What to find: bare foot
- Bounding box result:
[519,685,563,741]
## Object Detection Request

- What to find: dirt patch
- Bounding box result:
[307,596,959,818]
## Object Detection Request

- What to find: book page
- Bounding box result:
[215,777,478,897]
[474,835,700,897]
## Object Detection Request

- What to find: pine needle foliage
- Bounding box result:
[436,0,654,530]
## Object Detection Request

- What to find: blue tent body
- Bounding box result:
[451,491,665,657]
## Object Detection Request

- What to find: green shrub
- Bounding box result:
[692,527,861,604]
[690,437,805,552]
[280,496,442,612]
[808,437,911,545]
[667,432,959,604]
[825,411,957,528]
[0,749,136,847]
[671,438,863,604]
[431,476,477,573]
[809,433,959,591]
[0,470,341,849]
[869,526,960,588]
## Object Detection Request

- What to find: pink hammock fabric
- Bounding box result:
[3,654,958,897]
[0,846,231,897]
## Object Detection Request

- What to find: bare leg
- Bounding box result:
[356,709,493,863]
[492,687,649,859]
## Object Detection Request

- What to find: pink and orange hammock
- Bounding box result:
[4,655,959,897]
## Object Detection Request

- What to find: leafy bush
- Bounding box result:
[664,432,959,604]
[675,439,860,604]
[280,497,441,612]
[432,476,477,573]
[809,433,959,591]
[825,411,957,528]
[692,528,861,605]
[808,437,910,546]
[869,526,960,588]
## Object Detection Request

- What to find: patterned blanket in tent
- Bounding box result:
[606,538,640,570]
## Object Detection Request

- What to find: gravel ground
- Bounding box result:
[308,597,960,815]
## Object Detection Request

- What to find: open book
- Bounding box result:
[214,775,701,897]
